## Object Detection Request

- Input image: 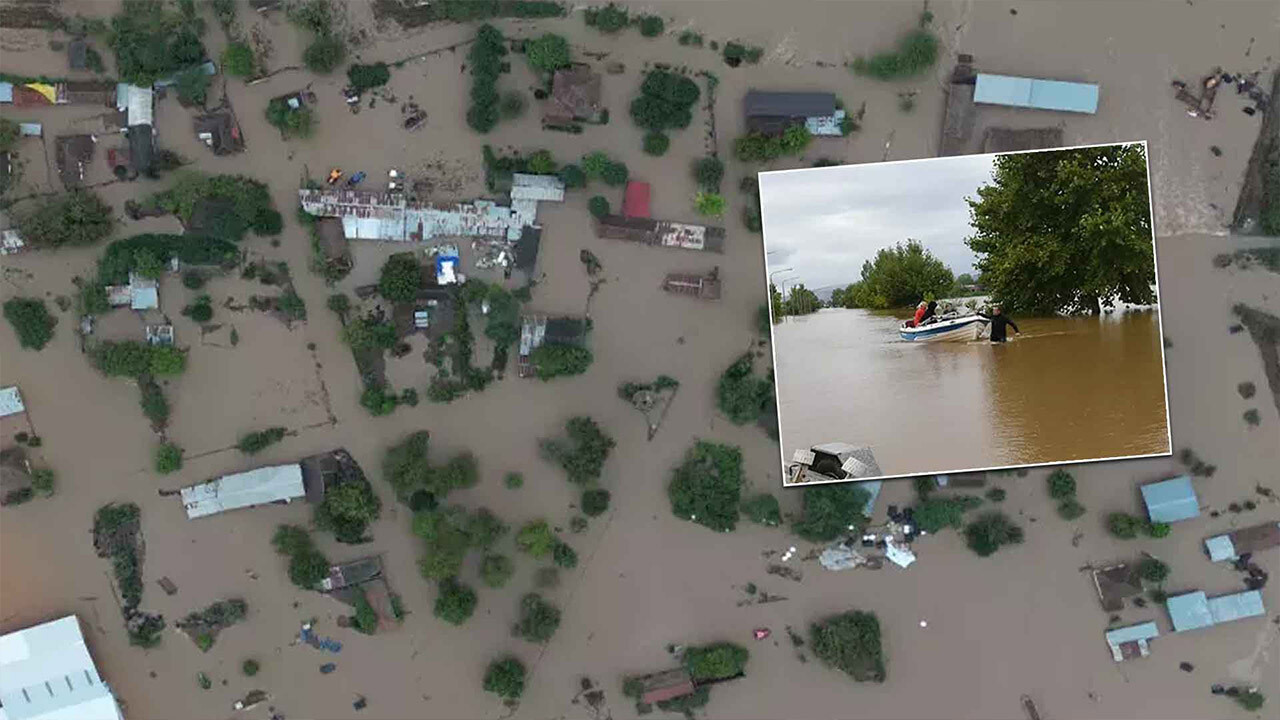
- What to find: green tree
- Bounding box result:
[716,353,772,424]
[108,0,207,85]
[694,192,726,217]
[31,468,56,497]
[581,488,610,516]
[585,3,629,32]
[433,577,478,625]
[643,131,670,156]
[685,643,748,681]
[342,316,397,353]
[602,161,629,187]
[741,493,781,526]
[3,298,57,350]
[693,156,724,191]
[315,481,382,543]
[238,427,287,454]
[964,512,1025,556]
[526,149,556,174]
[1139,557,1170,584]
[552,540,578,568]
[846,240,954,309]
[559,164,586,188]
[629,70,700,131]
[638,14,664,37]
[382,430,431,499]
[668,441,744,532]
[1107,512,1143,539]
[514,593,561,643]
[154,443,183,474]
[0,118,20,153]
[783,283,821,316]
[413,507,474,580]
[530,344,593,379]
[966,144,1154,314]
[588,195,611,219]
[526,33,570,72]
[175,65,211,105]
[303,35,346,73]
[1057,498,1086,520]
[850,27,938,80]
[483,657,525,700]
[912,495,983,533]
[515,520,556,558]
[241,659,260,676]
[222,42,255,77]
[809,610,885,682]
[347,62,390,90]
[17,190,114,248]
[539,416,615,485]
[481,554,515,588]
[793,484,871,542]
[379,253,422,302]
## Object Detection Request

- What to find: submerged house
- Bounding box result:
[1204,522,1280,562]
[744,90,837,135]
[1091,563,1142,612]
[623,181,651,218]
[544,65,604,125]
[595,216,726,252]
[1166,589,1265,633]
[517,315,588,378]
[1104,621,1159,662]
[0,385,32,449]
[180,463,306,519]
[0,615,125,720]
[105,272,159,311]
[194,110,244,155]
[1140,475,1200,524]
[972,73,1100,114]
[299,190,549,244]
[632,668,696,706]
[662,268,722,300]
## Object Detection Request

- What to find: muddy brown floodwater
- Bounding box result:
[776,307,1171,477]
[1,1,1279,720]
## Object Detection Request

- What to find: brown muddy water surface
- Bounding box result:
[776,308,1171,476]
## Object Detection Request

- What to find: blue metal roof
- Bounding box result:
[0,82,13,103]
[1207,590,1265,624]
[1167,591,1213,632]
[1141,475,1200,523]
[1105,621,1159,645]
[973,73,1099,114]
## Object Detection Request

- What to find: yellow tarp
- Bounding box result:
[24,83,57,103]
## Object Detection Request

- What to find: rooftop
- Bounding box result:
[744,90,836,118]
[1167,589,1266,632]
[0,615,123,720]
[623,181,651,218]
[0,386,25,418]
[510,173,566,202]
[1140,475,1200,523]
[546,65,603,122]
[180,463,305,519]
[973,73,1100,114]
[1104,621,1159,662]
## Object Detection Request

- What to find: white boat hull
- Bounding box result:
[899,315,989,342]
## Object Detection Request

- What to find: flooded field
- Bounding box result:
[775,307,1171,477]
[2,1,1279,720]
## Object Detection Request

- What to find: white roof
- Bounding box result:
[181,463,305,519]
[0,386,24,417]
[1204,534,1237,562]
[511,173,566,202]
[0,616,123,720]
[124,85,152,127]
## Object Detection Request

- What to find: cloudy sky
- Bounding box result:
[758,154,998,292]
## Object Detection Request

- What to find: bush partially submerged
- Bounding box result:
[154,443,183,474]
[793,484,871,542]
[850,28,939,80]
[272,525,330,590]
[3,298,57,350]
[668,441,744,532]
[483,657,526,700]
[238,427,288,454]
[741,493,781,526]
[514,593,561,643]
[17,190,114,248]
[964,512,1025,556]
[684,643,748,681]
[433,577,478,625]
[810,610,885,682]
[540,416,616,485]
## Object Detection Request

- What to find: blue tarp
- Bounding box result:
[974,73,1099,114]
[1141,475,1200,523]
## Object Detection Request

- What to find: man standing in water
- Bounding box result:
[979,305,1021,342]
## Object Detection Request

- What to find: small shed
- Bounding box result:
[623,181,651,218]
[55,134,96,187]
[180,463,306,519]
[1204,522,1280,562]
[1140,475,1199,523]
[194,111,243,154]
[127,124,153,176]
[321,556,384,592]
[545,65,603,124]
[0,82,12,104]
[633,668,696,705]
[1104,621,1159,662]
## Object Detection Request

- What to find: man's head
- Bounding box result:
[992,305,1002,315]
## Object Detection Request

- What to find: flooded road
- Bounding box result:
[775,307,1170,477]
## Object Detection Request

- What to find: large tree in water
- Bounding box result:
[965,144,1155,315]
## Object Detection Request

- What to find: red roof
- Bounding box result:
[623,181,651,218]
[640,680,695,704]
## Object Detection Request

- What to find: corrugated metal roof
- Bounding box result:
[1167,591,1213,632]
[1204,534,1236,562]
[973,73,1099,114]
[125,85,153,127]
[1207,590,1264,624]
[510,174,565,202]
[0,386,25,417]
[1106,621,1159,645]
[0,615,123,720]
[181,464,305,519]
[0,82,13,103]
[744,91,836,118]
[1141,475,1200,523]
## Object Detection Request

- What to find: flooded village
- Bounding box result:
[1,2,1278,720]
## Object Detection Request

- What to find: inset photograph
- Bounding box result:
[761,143,1171,485]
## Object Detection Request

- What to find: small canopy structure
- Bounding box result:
[1140,475,1199,523]
[181,464,305,519]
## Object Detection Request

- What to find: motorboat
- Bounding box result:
[899,311,989,342]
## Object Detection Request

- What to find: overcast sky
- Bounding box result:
[759,154,998,291]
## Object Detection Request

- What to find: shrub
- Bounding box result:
[540,416,616,485]
[237,427,288,455]
[342,316,398,353]
[515,593,561,643]
[182,270,206,289]
[1107,512,1143,539]
[526,33,570,72]
[483,657,525,700]
[353,590,379,634]
[504,472,524,489]
[669,441,744,532]
[379,253,422,303]
[347,62,391,91]
[793,484,871,542]
[964,512,1024,556]
[175,65,211,105]
[31,468,55,497]
[3,298,57,350]
[558,164,586,188]
[434,577,478,625]
[588,195,611,219]
[154,443,183,474]
[272,525,330,589]
[585,3,628,32]
[642,131,670,156]
[741,493,782,526]
[266,99,315,138]
[326,293,351,317]
[108,0,207,85]
[733,125,813,163]
[717,353,772,424]
[222,42,256,77]
[637,14,664,37]
[499,90,526,119]
[581,150,611,178]
[1057,498,1086,520]
[17,190,114,248]
[531,344,593,379]
[360,385,399,416]
[1146,521,1171,538]
[851,28,939,80]
[139,377,170,427]
[809,610,885,682]
[629,70,700,131]
[601,161,629,186]
[1235,690,1265,712]
[253,209,284,236]
[570,515,588,533]
[1139,557,1170,584]
[526,149,557,175]
[481,554,515,588]
[693,156,725,191]
[581,488,611,516]
[985,487,1007,502]
[678,30,703,46]
[685,643,748,681]
[694,192,726,217]
[241,659,260,676]
[1046,469,1076,499]
[516,520,556,558]
[722,41,764,67]
[552,540,578,568]
[303,35,346,73]
[315,479,383,544]
[182,295,214,323]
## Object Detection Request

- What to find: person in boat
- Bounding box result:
[919,300,939,325]
[978,305,1020,342]
[907,301,928,327]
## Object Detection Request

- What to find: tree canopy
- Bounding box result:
[809,610,886,682]
[315,480,382,544]
[716,353,773,425]
[109,0,207,85]
[3,298,57,351]
[18,190,115,248]
[829,240,953,309]
[378,253,423,303]
[483,657,525,700]
[526,33,570,72]
[514,593,561,643]
[792,484,871,542]
[685,643,749,681]
[539,416,616,485]
[668,441,744,532]
[434,577,478,625]
[629,70,701,131]
[965,143,1155,315]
